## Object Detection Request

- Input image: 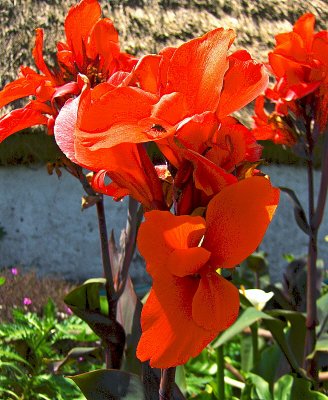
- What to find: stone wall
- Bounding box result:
[0,165,327,284]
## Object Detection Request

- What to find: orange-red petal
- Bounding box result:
[75,85,158,148]
[165,28,235,114]
[87,18,120,72]
[32,29,54,80]
[137,211,206,279]
[203,176,279,269]
[192,271,239,331]
[217,50,268,117]
[136,280,216,368]
[64,0,101,68]
[0,107,48,142]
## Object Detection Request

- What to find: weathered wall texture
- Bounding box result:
[1,0,327,88]
[0,165,327,284]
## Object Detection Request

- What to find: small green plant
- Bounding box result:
[0,299,103,399]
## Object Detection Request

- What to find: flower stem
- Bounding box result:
[304,119,318,380]
[95,196,120,369]
[217,345,225,400]
[251,322,259,368]
[159,368,176,400]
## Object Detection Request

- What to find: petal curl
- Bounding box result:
[192,271,239,331]
[137,211,205,279]
[0,107,48,142]
[217,50,268,117]
[137,279,216,368]
[203,176,279,269]
[165,28,235,114]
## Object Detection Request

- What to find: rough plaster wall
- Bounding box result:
[0,165,327,283]
[1,0,327,88]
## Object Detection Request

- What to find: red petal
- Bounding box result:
[137,280,216,368]
[0,76,41,109]
[183,149,237,196]
[54,97,79,164]
[32,29,54,80]
[87,18,120,72]
[192,271,239,331]
[165,28,235,114]
[203,176,279,269]
[137,211,206,279]
[76,85,158,148]
[64,0,101,68]
[0,107,48,142]
[217,50,268,117]
[293,13,315,51]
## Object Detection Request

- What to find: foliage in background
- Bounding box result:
[0,268,75,322]
[0,299,103,400]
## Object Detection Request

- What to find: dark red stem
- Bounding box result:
[304,117,318,380]
[159,368,176,400]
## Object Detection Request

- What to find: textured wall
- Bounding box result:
[0,165,327,284]
[1,0,327,88]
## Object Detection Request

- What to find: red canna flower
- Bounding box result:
[0,0,137,142]
[263,13,328,132]
[54,85,167,210]
[252,96,297,146]
[136,176,279,368]
[71,28,268,152]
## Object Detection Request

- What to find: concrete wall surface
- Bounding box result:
[0,164,327,283]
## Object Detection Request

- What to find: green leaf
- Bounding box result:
[53,347,99,372]
[317,292,328,337]
[212,307,275,348]
[175,365,187,396]
[241,335,253,373]
[242,373,272,400]
[64,279,125,351]
[245,251,268,273]
[261,313,305,377]
[307,337,328,359]
[0,276,6,286]
[290,377,327,399]
[116,276,142,375]
[69,369,145,399]
[268,310,306,366]
[273,374,294,400]
[279,187,310,235]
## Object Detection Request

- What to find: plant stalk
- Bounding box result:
[95,196,120,369]
[216,346,225,400]
[251,322,259,368]
[304,119,318,380]
[159,368,176,400]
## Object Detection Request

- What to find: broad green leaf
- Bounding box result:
[0,276,5,286]
[256,343,281,386]
[290,377,327,399]
[279,187,310,235]
[116,276,142,375]
[241,335,253,372]
[53,347,99,372]
[64,279,125,351]
[317,292,328,337]
[175,365,187,396]
[69,369,145,399]
[269,310,306,366]
[212,307,275,348]
[307,337,328,359]
[273,374,293,400]
[241,373,272,400]
[262,314,305,377]
[246,251,268,273]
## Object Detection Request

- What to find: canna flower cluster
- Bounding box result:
[0,0,137,141]
[252,13,328,146]
[0,0,279,368]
